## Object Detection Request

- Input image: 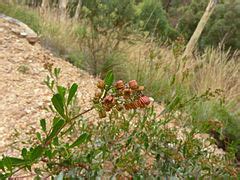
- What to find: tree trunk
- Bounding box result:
[59,0,68,21]
[182,0,218,58]
[74,0,82,20]
[41,0,49,8]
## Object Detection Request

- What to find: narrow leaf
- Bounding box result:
[104,71,114,88]
[57,86,66,100]
[21,148,28,160]
[0,160,5,171]
[45,119,65,145]
[3,157,25,167]
[30,146,44,162]
[70,133,90,148]
[40,119,46,132]
[51,94,65,117]
[67,83,78,105]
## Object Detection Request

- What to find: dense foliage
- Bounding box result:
[178,0,240,50]
[136,0,178,39]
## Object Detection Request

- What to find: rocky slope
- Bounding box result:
[0,15,97,156]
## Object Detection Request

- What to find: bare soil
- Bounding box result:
[0,17,97,157]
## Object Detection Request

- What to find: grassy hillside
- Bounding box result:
[0,1,240,178]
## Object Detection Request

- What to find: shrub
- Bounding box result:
[136,0,178,39]
[0,66,238,179]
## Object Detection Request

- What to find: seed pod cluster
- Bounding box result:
[94,79,152,118]
[124,96,151,110]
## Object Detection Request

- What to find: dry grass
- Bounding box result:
[1,2,239,111]
[37,7,82,54]
[124,37,240,110]
[191,48,240,104]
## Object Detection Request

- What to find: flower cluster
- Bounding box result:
[94,79,152,118]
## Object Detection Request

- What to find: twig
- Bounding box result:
[70,107,94,121]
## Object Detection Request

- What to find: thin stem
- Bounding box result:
[44,107,94,146]
[70,107,94,121]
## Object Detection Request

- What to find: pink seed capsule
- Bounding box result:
[115,80,125,90]
[128,80,138,90]
[103,95,114,104]
[139,96,151,106]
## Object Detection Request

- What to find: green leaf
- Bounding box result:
[40,119,46,132]
[0,172,8,180]
[52,117,60,126]
[104,70,114,88]
[45,119,65,145]
[0,160,5,171]
[69,132,90,148]
[3,157,25,168]
[21,148,28,160]
[53,137,59,146]
[54,68,61,79]
[51,94,65,118]
[45,150,53,159]
[36,132,42,141]
[67,83,78,105]
[57,86,66,100]
[30,146,44,162]
[34,175,41,180]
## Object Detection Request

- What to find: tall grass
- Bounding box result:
[125,39,240,105]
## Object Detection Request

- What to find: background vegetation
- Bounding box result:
[0,0,240,178]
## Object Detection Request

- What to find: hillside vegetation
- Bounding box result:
[0,0,240,179]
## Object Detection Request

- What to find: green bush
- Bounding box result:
[0,68,238,179]
[136,0,178,39]
[82,0,135,31]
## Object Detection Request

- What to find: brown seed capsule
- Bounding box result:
[123,89,132,99]
[130,102,138,109]
[133,100,140,108]
[124,103,131,110]
[103,95,114,104]
[115,80,125,90]
[129,80,138,90]
[138,100,145,108]
[139,96,151,106]
[97,80,105,89]
[128,102,134,109]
